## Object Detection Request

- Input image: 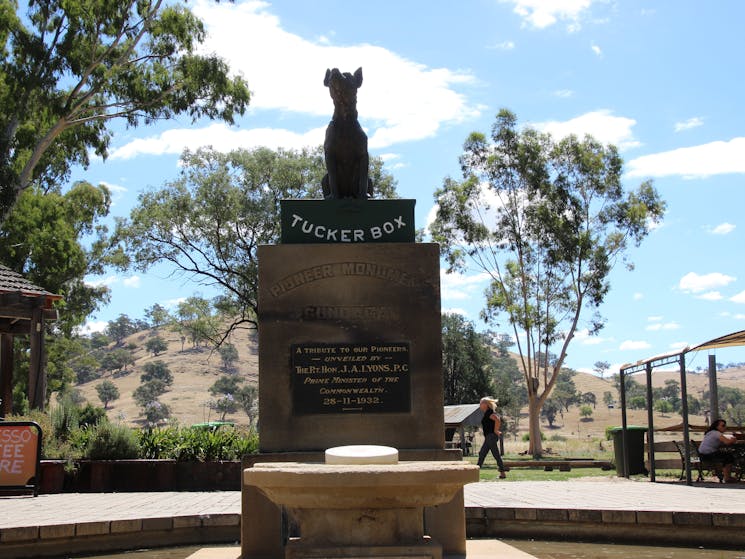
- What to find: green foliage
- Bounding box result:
[210,374,243,396]
[552,369,579,412]
[218,343,239,372]
[145,336,168,356]
[236,384,259,427]
[209,394,238,421]
[106,314,138,345]
[99,348,135,374]
[628,396,647,410]
[77,403,107,428]
[95,380,120,409]
[654,399,673,415]
[603,391,615,408]
[541,400,560,427]
[441,313,495,404]
[175,296,218,348]
[522,431,546,442]
[145,304,171,330]
[51,398,80,441]
[142,400,171,426]
[0,0,250,223]
[141,361,173,386]
[593,361,611,379]
[84,422,140,460]
[579,404,593,419]
[138,426,259,461]
[431,108,665,457]
[724,404,745,426]
[117,147,398,340]
[0,182,113,335]
[133,380,167,407]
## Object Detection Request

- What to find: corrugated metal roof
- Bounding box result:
[444,403,482,427]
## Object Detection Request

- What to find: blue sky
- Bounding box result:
[73,0,745,374]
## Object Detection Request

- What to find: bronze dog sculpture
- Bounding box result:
[322,67,373,199]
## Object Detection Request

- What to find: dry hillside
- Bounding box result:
[73,329,745,436]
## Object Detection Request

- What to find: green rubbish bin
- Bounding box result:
[609,426,648,476]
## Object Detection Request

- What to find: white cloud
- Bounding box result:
[86,275,118,288]
[573,328,612,345]
[620,340,651,351]
[735,314,745,320]
[678,272,736,294]
[442,307,470,317]
[710,222,735,235]
[502,0,595,30]
[122,275,141,288]
[647,316,662,322]
[440,269,491,301]
[489,40,516,50]
[626,137,745,179]
[591,43,602,56]
[191,1,479,151]
[646,321,680,331]
[531,110,640,150]
[698,291,723,301]
[674,117,703,132]
[731,290,745,304]
[633,292,644,301]
[78,321,108,335]
[553,89,574,98]
[112,123,326,160]
[163,297,187,309]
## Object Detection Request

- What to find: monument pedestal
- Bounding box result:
[243,461,478,559]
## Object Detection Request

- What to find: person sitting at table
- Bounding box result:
[699,418,737,483]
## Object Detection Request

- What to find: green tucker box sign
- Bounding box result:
[280,199,416,244]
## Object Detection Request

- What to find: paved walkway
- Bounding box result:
[2,478,744,530]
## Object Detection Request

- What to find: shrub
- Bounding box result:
[78,403,108,428]
[133,379,167,407]
[138,425,258,461]
[521,431,546,442]
[549,434,567,442]
[51,398,80,441]
[84,422,140,460]
[141,360,173,386]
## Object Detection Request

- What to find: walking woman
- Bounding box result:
[477,397,506,478]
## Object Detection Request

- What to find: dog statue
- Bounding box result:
[321,67,373,199]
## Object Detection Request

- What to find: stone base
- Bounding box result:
[285,538,442,559]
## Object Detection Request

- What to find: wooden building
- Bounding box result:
[0,264,61,416]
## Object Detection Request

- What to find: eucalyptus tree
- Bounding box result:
[431,109,665,457]
[0,0,250,223]
[117,146,397,343]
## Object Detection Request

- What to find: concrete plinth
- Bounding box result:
[243,461,478,559]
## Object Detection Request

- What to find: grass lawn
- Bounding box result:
[464,455,618,482]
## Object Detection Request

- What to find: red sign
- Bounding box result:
[0,422,41,493]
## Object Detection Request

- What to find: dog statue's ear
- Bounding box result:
[324,68,332,87]
[354,67,363,87]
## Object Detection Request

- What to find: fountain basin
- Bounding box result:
[244,460,478,558]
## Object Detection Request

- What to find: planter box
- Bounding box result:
[56,459,242,493]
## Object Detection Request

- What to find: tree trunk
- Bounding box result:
[527,396,543,458]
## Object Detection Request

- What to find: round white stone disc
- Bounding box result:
[325,445,399,465]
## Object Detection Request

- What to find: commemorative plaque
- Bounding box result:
[291,342,411,414]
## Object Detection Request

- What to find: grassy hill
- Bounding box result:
[73,327,745,439]
[74,326,259,427]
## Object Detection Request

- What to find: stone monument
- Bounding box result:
[242,67,475,559]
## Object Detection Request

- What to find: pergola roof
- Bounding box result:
[0,264,61,327]
[620,329,745,373]
[689,329,745,352]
